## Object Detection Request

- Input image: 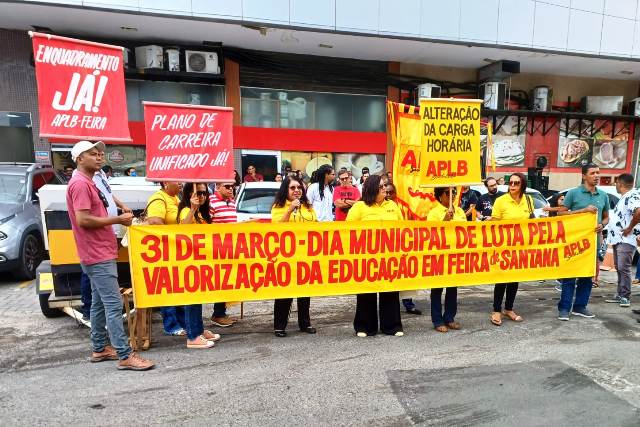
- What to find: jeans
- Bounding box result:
[213,302,227,318]
[613,243,635,300]
[636,263,640,281]
[81,260,131,360]
[558,277,592,312]
[493,283,518,312]
[161,306,186,334]
[430,287,457,327]
[185,304,204,340]
[80,272,92,318]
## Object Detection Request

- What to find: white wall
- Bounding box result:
[27,0,640,58]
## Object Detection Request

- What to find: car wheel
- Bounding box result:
[13,233,43,280]
[39,293,63,318]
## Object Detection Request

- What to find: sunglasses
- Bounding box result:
[97,189,109,209]
[196,191,208,196]
[378,184,386,190]
[339,177,349,181]
[289,185,302,191]
[509,181,521,186]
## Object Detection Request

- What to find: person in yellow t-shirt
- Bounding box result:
[270,176,317,338]
[489,172,532,326]
[146,181,186,336]
[427,187,466,333]
[176,182,222,349]
[346,174,404,337]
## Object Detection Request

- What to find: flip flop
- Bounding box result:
[202,330,221,341]
[187,335,215,349]
[490,312,502,326]
[502,310,523,322]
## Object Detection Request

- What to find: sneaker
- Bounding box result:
[605,296,621,303]
[90,345,118,362]
[619,298,631,307]
[571,307,595,318]
[558,310,570,321]
[554,282,562,292]
[211,316,235,327]
[117,352,155,371]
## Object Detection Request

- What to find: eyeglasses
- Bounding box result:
[339,177,349,181]
[97,189,109,209]
[221,184,233,190]
[289,185,302,190]
[196,191,208,196]
[509,181,521,186]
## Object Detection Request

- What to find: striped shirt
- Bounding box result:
[209,192,237,223]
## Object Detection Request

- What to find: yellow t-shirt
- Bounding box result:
[271,200,317,223]
[146,189,180,225]
[491,193,533,221]
[427,203,467,222]
[346,200,403,221]
[178,207,207,224]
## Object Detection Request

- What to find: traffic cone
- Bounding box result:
[599,244,616,271]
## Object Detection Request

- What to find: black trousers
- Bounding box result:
[274,298,311,331]
[353,292,402,335]
[493,282,519,312]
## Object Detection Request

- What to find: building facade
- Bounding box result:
[1,0,640,188]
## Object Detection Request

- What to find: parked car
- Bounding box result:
[550,186,620,210]
[235,182,281,222]
[0,163,64,279]
[108,176,159,186]
[471,185,550,218]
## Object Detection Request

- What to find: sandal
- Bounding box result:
[435,325,449,333]
[202,330,221,341]
[186,335,215,349]
[446,321,462,330]
[502,310,523,322]
[490,312,502,326]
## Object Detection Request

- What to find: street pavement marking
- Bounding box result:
[18,281,34,289]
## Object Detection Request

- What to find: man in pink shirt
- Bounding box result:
[333,168,360,221]
[66,140,154,371]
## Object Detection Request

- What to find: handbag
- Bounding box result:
[121,198,166,247]
[525,195,535,219]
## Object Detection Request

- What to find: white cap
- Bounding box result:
[71,140,105,162]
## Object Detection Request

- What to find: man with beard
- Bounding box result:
[477,177,504,221]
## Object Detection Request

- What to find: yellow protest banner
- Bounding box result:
[420,98,482,186]
[128,214,596,308]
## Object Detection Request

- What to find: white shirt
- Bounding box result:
[306,182,334,221]
[606,189,640,247]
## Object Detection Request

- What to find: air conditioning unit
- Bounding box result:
[185,50,220,74]
[479,82,506,110]
[134,45,163,69]
[418,83,441,99]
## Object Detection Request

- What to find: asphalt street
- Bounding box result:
[1,271,639,426]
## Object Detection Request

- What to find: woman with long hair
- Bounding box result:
[307,164,335,221]
[270,176,317,337]
[489,172,532,326]
[346,174,404,337]
[176,182,220,348]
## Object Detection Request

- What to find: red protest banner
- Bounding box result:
[143,102,234,182]
[30,32,131,142]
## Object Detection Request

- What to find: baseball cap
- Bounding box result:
[71,140,105,162]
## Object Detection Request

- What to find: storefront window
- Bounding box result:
[240,87,385,132]
[126,80,225,121]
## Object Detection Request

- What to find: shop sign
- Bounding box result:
[108,150,125,163]
[30,32,131,142]
[34,151,50,163]
[143,102,234,182]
